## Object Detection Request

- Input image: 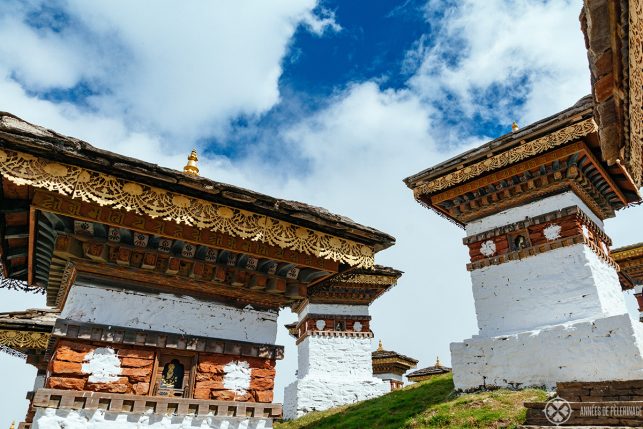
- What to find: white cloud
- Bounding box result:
[0,0,338,141]
[410,0,589,125]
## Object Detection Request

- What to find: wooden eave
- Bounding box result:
[404,98,641,226]
[403,96,594,189]
[0,112,395,252]
[612,242,643,288]
[580,0,643,189]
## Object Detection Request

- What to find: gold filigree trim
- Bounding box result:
[628,0,643,186]
[0,149,374,268]
[333,273,399,285]
[413,118,598,196]
[0,330,50,349]
[612,244,643,261]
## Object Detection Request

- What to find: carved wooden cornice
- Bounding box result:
[412,119,597,197]
[53,319,285,360]
[0,149,374,268]
[628,0,643,186]
[612,244,643,261]
[32,388,282,418]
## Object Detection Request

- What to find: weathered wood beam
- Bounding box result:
[0,200,29,213]
[4,226,29,239]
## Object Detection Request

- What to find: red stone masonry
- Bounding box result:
[47,341,277,403]
[194,354,276,403]
[464,208,614,270]
[47,341,154,395]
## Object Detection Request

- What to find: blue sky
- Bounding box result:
[4,0,642,425]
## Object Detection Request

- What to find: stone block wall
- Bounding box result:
[558,380,643,402]
[47,341,154,395]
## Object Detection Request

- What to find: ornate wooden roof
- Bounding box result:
[406,357,452,382]
[404,97,641,226]
[0,112,395,284]
[580,0,643,189]
[613,242,643,289]
[371,340,418,376]
[0,113,399,310]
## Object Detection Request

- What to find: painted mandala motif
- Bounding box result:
[315,320,326,330]
[353,321,363,332]
[480,240,496,257]
[543,224,562,241]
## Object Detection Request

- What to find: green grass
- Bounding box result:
[275,374,547,429]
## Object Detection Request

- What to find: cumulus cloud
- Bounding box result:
[410,0,589,125]
[0,0,339,143]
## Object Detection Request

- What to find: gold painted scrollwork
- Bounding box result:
[413,118,598,196]
[628,0,643,187]
[0,149,374,268]
[0,330,50,349]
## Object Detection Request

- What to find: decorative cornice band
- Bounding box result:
[32,388,282,418]
[0,149,374,268]
[463,206,611,246]
[295,330,373,345]
[413,118,597,196]
[612,245,643,261]
[53,319,284,360]
[0,330,50,349]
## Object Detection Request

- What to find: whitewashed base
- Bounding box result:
[32,408,272,429]
[451,313,643,391]
[283,377,387,419]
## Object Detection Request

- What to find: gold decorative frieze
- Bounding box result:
[629,0,643,186]
[612,244,643,261]
[0,149,374,268]
[413,118,598,196]
[334,273,399,285]
[0,330,50,349]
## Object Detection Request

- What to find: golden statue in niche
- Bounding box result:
[160,359,184,389]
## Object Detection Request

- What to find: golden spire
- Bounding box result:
[511,121,519,132]
[10,422,15,429]
[377,340,384,351]
[435,356,441,367]
[183,149,199,176]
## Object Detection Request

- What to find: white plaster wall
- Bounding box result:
[373,372,404,382]
[471,244,628,336]
[297,336,374,378]
[465,192,603,236]
[284,377,387,420]
[298,303,369,322]
[451,313,643,390]
[61,283,278,344]
[33,408,272,429]
[284,335,386,419]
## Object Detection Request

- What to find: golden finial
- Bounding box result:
[435,356,441,367]
[512,121,519,132]
[183,149,199,176]
[377,340,384,351]
[10,422,15,429]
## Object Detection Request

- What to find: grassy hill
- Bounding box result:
[275,374,548,429]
